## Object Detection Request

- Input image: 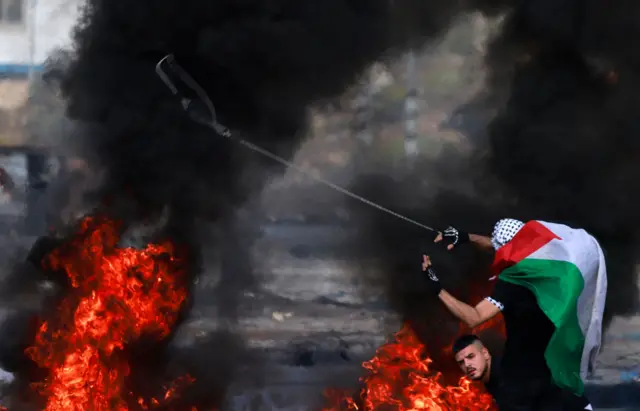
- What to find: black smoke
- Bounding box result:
[347,0,640,366]
[54,0,491,327]
[4,0,516,408]
[482,0,640,323]
[467,0,640,322]
[4,0,636,406]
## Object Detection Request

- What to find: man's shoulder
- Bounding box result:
[494,278,531,294]
[490,279,538,310]
[491,278,526,296]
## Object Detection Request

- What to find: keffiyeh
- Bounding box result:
[491,218,525,250]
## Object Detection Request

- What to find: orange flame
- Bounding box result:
[24,216,195,410]
[324,325,498,411]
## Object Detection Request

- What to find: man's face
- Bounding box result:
[454,343,490,381]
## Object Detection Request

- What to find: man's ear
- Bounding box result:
[482,346,490,361]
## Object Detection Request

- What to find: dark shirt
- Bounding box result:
[485,356,501,398]
[487,279,556,378]
[485,356,591,410]
[560,390,591,410]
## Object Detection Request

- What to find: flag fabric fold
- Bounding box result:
[491,220,607,395]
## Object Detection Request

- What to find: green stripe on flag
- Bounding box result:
[500,258,586,395]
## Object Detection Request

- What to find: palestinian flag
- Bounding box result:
[491,220,608,395]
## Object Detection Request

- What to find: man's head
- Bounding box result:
[453,335,491,381]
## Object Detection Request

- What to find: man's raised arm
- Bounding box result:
[422,255,500,328]
[468,233,494,251]
[438,290,501,328]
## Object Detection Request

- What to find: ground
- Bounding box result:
[177,232,640,410]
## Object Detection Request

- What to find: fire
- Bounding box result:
[24,216,194,410]
[324,325,497,411]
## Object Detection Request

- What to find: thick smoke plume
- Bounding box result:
[56,0,499,296]
[6,0,636,406]
[347,0,640,360]
[482,0,640,323]
[8,0,511,407]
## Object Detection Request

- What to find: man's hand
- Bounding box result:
[434,226,469,251]
[422,255,442,296]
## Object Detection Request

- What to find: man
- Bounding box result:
[423,218,605,410]
[452,334,592,410]
[453,335,498,394]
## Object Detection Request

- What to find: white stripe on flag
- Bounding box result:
[533,221,608,380]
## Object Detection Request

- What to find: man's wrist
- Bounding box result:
[440,226,469,249]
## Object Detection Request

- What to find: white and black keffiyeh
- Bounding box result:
[491,218,525,250]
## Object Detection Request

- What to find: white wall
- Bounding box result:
[0,0,81,65]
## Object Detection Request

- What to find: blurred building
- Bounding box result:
[0,0,80,230]
[0,0,79,145]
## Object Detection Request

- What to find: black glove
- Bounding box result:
[439,226,470,250]
[422,256,442,296]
